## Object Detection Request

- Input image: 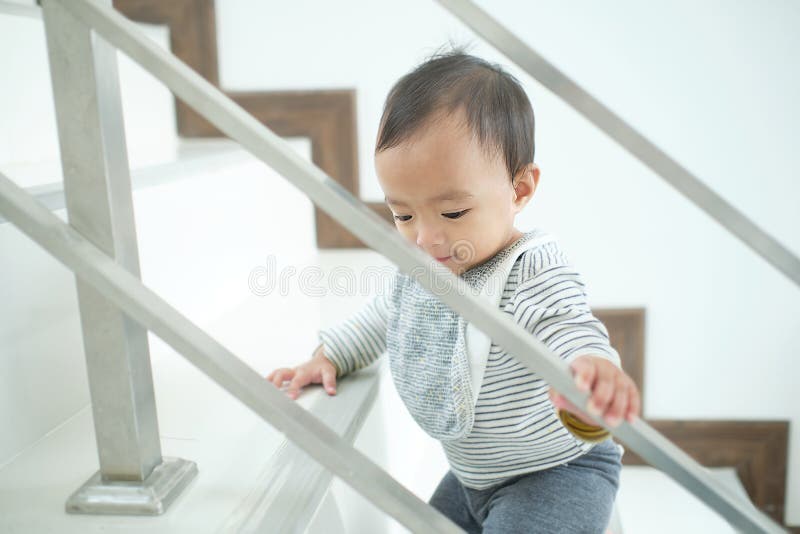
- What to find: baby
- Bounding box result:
[267,51,640,533]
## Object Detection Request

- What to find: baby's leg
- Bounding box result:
[429,470,482,534]
[481,440,622,534]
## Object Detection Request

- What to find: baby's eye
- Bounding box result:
[393,214,412,222]
[442,209,469,220]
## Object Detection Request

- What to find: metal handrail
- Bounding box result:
[0,0,785,531]
[435,0,800,288]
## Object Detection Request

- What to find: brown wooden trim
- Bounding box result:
[622,420,789,524]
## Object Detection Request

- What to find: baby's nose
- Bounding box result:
[415,223,445,250]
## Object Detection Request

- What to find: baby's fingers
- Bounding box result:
[269,368,295,389]
[603,377,629,427]
[286,369,310,400]
[587,365,616,417]
[321,366,337,395]
[569,357,597,392]
[626,379,641,422]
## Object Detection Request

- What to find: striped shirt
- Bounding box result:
[319,232,619,489]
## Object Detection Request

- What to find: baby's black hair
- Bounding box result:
[376,50,535,181]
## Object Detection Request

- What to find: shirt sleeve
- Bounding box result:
[504,244,620,367]
[318,292,391,376]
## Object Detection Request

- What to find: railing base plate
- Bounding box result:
[65,457,198,516]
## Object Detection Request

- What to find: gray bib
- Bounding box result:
[386,231,553,441]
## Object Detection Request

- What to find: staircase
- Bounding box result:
[1,0,797,532]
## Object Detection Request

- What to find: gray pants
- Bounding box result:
[429,439,622,533]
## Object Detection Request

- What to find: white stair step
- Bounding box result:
[0,139,260,224]
[616,465,760,533]
[0,294,381,533]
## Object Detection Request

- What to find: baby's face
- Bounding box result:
[375,112,530,275]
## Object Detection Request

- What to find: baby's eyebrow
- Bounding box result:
[385,191,474,206]
[431,191,474,202]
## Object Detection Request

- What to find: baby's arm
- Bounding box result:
[318,292,390,376]
[266,292,391,399]
[508,247,640,429]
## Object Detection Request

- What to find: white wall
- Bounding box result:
[216,0,800,524]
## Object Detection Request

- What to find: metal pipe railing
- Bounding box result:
[5,0,785,531]
[435,0,800,289]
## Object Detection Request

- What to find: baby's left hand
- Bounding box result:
[549,355,641,428]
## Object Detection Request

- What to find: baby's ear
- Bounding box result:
[512,164,539,210]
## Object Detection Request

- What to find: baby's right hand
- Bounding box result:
[266,346,338,400]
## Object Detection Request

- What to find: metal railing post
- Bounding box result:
[40,0,196,515]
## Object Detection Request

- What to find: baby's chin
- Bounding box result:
[432,251,490,276]
[432,259,464,276]
[454,256,493,276]
[447,261,476,277]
